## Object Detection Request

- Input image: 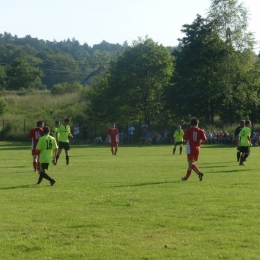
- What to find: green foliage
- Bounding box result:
[0,98,7,115]
[89,37,174,124]
[208,0,255,51]
[5,58,43,90]
[0,33,127,89]
[0,92,88,140]
[51,82,83,95]
[165,12,260,125]
[0,66,6,88]
[1,144,260,259]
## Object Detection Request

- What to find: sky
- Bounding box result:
[0,0,260,49]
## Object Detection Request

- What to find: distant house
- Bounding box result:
[81,66,108,87]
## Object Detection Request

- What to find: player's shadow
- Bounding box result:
[112,180,179,188]
[202,165,227,168]
[0,184,38,190]
[213,169,245,173]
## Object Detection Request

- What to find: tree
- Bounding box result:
[165,15,226,124]
[207,0,257,123]
[96,37,174,124]
[5,58,43,90]
[0,66,6,90]
[207,0,255,51]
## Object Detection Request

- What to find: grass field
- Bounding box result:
[0,142,260,260]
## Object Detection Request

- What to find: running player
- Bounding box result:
[182,118,207,181]
[36,126,58,186]
[28,120,44,172]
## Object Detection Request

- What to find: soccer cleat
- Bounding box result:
[50,180,56,186]
[199,172,204,181]
[239,162,245,166]
[182,177,187,181]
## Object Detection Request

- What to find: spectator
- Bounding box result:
[94,135,102,144]
[128,124,135,144]
[73,124,80,142]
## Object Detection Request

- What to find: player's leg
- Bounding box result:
[237,143,241,162]
[65,149,69,165]
[173,145,177,154]
[41,163,55,185]
[182,159,193,181]
[37,163,44,184]
[55,142,63,164]
[180,143,183,155]
[239,146,249,165]
[32,151,39,172]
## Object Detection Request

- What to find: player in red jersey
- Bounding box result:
[182,118,207,181]
[28,121,44,172]
[107,123,119,155]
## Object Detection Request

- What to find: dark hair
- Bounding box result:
[43,126,50,134]
[190,117,199,126]
[37,121,44,127]
[245,120,251,126]
[65,118,71,123]
[55,120,60,124]
[240,120,245,125]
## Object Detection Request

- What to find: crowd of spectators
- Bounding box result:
[70,122,260,146]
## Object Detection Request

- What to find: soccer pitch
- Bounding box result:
[0,142,260,259]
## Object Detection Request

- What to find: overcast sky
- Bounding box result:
[0,0,259,49]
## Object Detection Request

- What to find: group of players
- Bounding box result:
[29,118,251,185]
[173,118,253,181]
[28,118,73,186]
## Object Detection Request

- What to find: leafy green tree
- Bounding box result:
[207,0,255,51]
[5,58,43,90]
[165,15,226,124]
[93,37,174,124]
[207,0,257,123]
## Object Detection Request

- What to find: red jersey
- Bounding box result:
[183,127,207,155]
[28,127,44,151]
[107,128,119,143]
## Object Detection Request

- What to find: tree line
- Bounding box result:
[1,0,260,128]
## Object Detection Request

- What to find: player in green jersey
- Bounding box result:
[55,118,73,165]
[238,120,252,166]
[173,125,184,155]
[51,120,60,143]
[36,126,58,186]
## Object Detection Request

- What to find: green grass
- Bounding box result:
[1,142,260,259]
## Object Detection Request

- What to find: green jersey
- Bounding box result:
[36,135,58,163]
[238,127,251,146]
[58,124,71,142]
[51,126,59,139]
[174,129,184,142]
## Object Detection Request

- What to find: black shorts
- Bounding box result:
[240,146,250,153]
[59,141,70,150]
[175,141,183,145]
[40,163,49,170]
